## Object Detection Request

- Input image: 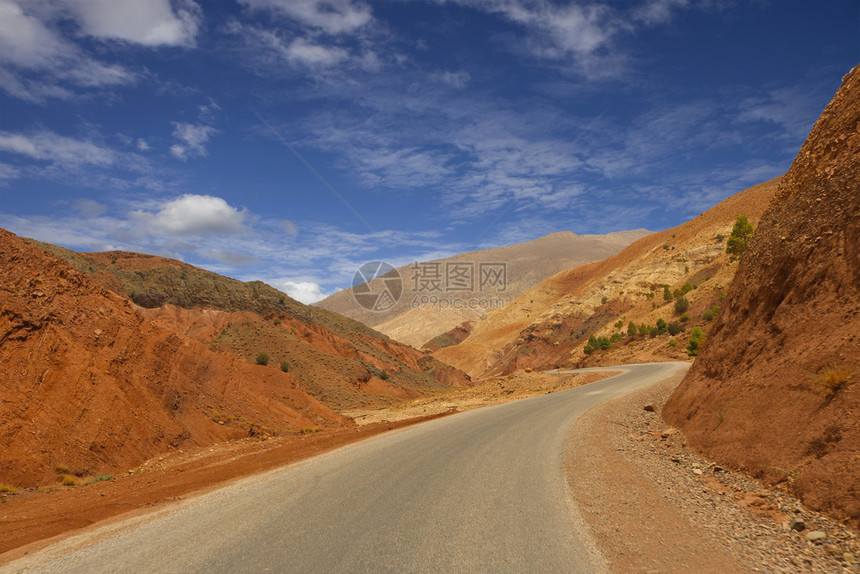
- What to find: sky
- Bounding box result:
[0,1,857,304]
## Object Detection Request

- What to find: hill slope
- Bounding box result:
[1,230,471,487]
[435,177,780,378]
[317,229,649,347]
[663,65,860,527]
[33,244,471,411]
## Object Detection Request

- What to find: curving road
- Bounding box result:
[7,362,688,574]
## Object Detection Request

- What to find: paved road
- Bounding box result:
[7,362,688,574]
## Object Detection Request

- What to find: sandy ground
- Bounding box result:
[342,369,615,424]
[566,372,859,573]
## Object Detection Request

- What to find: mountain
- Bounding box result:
[663,65,860,528]
[0,230,469,487]
[434,177,781,378]
[316,229,650,348]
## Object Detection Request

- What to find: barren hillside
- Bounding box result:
[317,229,649,347]
[0,230,470,487]
[663,65,860,528]
[435,177,781,378]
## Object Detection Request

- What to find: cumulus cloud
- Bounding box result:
[240,0,372,35]
[63,0,201,47]
[170,122,217,160]
[275,280,327,304]
[151,194,246,235]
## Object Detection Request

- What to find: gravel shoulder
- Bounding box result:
[565,370,859,573]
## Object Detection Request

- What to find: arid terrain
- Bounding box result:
[433,177,781,378]
[317,229,649,347]
[663,64,860,529]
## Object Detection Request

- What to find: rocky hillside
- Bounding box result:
[317,229,649,347]
[434,177,780,378]
[663,65,860,528]
[33,244,471,410]
[0,230,470,487]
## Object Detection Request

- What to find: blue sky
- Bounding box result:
[0,1,856,303]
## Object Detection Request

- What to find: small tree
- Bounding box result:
[686,327,706,357]
[255,352,269,366]
[674,296,689,314]
[663,285,672,302]
[655,318,668,335]
[627,321,637,337]
[726,215,754,256]
[667,321,683,336]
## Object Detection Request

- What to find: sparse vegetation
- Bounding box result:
[60,475,77,486]
[686,327,706,356]
[680,313,690,323]
[703,305,720,321]
[668,339,678,347]
[0,483,18,493]
[614,319,624,329]
[667,321,684,336]
[601,296,608,304]
[255,352,270,366]
[380,370,390,381]
[663,285,672,301]
[627,321,637,337]
[273,318,281,325]
[726,215,754,256]
[674,296,689,314]
[280,360,290,372]
[83,474,114,485]
[812,364,855,399]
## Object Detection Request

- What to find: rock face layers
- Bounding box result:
[663,65,860,527]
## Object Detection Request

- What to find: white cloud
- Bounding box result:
[150,194,246,235]
[203,249,259,265]
[136,138,150,151]
[0,161,20,180]
[0,130,115,166]
[241,0,373,35]
[63,0,200,47]
[0,0,65,67]
[170,122,217,160]
[0,0,197,101]
[74,198,108,217]
[274,279,327,304]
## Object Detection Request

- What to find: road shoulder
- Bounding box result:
[564,369,859,573]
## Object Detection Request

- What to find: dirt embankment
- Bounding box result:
[663,65,860,528]
[0,228,347,488]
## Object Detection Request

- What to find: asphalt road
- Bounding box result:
[7,362,688,574]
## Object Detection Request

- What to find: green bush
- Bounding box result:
[614,319,624,329]
[255,352,269,366]
[726,215,754,256]
[686,327,706,357]
[703,305,721,321]
[667,321,683,336]
[674,296,689,314]
[668,339,678,347]
[380,370,390,380]
[280,361,290,372]
[680,313,690,323]
[627,321,637,337]
[663,285,672,301]
[655,318,668,335]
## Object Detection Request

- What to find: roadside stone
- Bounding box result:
[789,517,806,532]
[692,468,703,476]
[805,531,827,543]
